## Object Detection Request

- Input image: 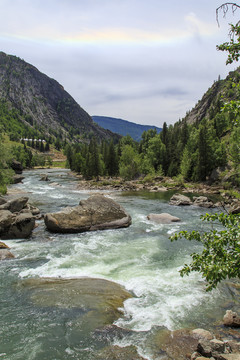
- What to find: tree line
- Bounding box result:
[64,106,239,185]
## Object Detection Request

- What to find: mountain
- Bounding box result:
[92,116,162,141]
[184,68,240,125]
[0,51,119,142]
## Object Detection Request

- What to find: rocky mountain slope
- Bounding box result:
[184,68,240,124]
[92,115,162,141]
[0,51,118,141]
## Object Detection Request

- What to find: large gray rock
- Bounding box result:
[169,193,192,206]
[0,210,15,232]
[193,196,215,208]
[0,197,29,213]
[147,213,180,224]
[44,194,132,233]
[0,212,35,240]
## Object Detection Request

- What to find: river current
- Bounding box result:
[0,169,237,360]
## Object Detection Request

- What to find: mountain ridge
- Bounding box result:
[0,51,119,142]
[92,115,162,141]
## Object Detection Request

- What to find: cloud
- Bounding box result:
[0,0,237,126]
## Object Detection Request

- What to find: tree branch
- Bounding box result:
[216,2,240,26]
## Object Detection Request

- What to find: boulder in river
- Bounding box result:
[223,310,240,327]
[0,196,29,213]
[193,196,215,208]
[169,193,192,206]
[147,213,181,224]
[19,277,132,330]
[44,194,132,233]
[0,212,35,239]
[0,249,15,260]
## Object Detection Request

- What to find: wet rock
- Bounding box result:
[1,212,35,239]
[19,277,132,328]
[147,213,181,224]
[149,328,199,360]
[40,174,50,181]
[12,175,25,184]
[44,194,131,233]
[193,196,215,208]
[0,196,29,213]
[191,329,214,341]
[223,310,240,327]
[169,193,192,206]
[0,249,15,260]
[0,241,10,249]
[95,345,147,360]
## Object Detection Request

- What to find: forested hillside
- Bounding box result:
[66,68,240,185]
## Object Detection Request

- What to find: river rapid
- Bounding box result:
[0,169,238,360]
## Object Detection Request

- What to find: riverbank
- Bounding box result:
[72,173,240,212]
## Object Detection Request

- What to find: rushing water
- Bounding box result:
[0,169,238,360]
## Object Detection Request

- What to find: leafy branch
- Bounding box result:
[170,213,240,291]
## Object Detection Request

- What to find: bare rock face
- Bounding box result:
[147,213,181,224]
[44,194,132,233]
[169,194,192,206]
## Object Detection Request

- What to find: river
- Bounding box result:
[0,169,238,359]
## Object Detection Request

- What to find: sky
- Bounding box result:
[0,0,239,127]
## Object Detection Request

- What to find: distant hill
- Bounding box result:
[92,116,162,141]
[0,51,119,142]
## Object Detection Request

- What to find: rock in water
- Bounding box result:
[44,194,131,233]
[19,277,132,329]
[169,193,192,206]
[0,197,29,213]
[223,310,240,327]
[0,249,15,260]
[147,213,181,224]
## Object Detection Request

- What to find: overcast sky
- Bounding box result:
[0,0,239,127]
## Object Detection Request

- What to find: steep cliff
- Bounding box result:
[0,52,117,141]
[184,67,240,124]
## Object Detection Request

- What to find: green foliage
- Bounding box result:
[119,145,141,180]
[217,23,240,64]
[170,213,240,291]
